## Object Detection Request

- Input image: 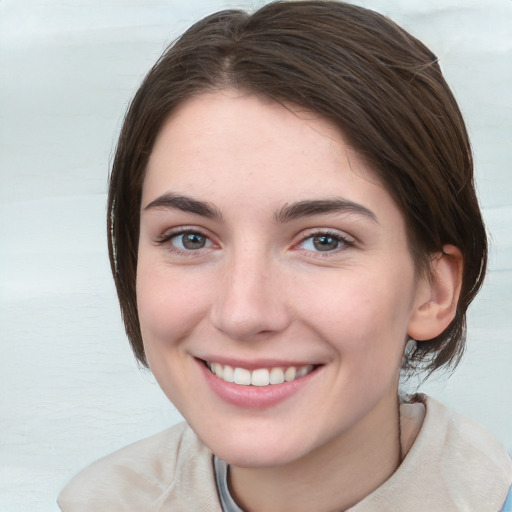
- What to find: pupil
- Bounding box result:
[313,235,338,251]
[183,233,205,249]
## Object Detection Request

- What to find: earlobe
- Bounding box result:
[407,245,463,341]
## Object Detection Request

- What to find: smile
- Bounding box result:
[206,361,315,386]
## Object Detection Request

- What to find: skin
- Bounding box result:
[137,89,461,511]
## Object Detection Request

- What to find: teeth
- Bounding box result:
[212,362,223,378]
[270,367,285,385]
[284,367,296,382]
[233,367,251,385]
[251,368,270,386]
[207,362,314,386]
[222,365,234,383]
[296,366,309,378]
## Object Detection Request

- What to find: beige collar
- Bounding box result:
[58,395,511,511]
[348,394,511,511]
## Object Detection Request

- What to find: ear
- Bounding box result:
[407,245,463,341]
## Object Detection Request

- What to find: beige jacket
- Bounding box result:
[58,395,511,511]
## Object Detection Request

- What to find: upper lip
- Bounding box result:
[196,356,321,370]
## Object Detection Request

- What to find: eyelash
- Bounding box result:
[296,230,355,256]
[154,228,215,256]
[154,228,355,257]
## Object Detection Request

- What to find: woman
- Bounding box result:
[58,1,511,510]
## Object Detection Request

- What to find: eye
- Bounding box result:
[155,229,215,253]
[298,232,351,253]
[170,231,212,251]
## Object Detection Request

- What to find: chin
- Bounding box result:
[192,419,323,469]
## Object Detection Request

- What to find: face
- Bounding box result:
[137,90,429,468]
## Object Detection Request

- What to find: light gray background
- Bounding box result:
[0,1,511,510]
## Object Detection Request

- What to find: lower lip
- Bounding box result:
[198,360,319,409]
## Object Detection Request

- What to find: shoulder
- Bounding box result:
[353,395,511,511]
[57,422,221,511]
[411,395,511,510]
[423,395,510,470]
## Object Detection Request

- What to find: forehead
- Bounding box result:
[147,89,352,178]
[142,90,402,229]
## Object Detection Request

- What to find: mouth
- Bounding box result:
[198,358,322,409]
[204,360,317,387]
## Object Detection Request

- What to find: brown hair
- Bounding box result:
[108,0,487,375]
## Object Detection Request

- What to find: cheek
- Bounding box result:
[301,268,415,365]
[135,264,211,411]
[136,263,209,347]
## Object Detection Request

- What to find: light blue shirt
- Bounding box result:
[214,457,512,512]
[501,486,512,512]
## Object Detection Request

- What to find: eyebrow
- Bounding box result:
[274,198,378,224]
[143,192,223,220]
[144,193,377,224]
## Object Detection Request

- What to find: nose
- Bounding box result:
[209,249,291,341]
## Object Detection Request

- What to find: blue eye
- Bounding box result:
[169,232,212,251]
[299,233,345,252]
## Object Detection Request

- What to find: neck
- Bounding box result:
[229,392,403,512]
